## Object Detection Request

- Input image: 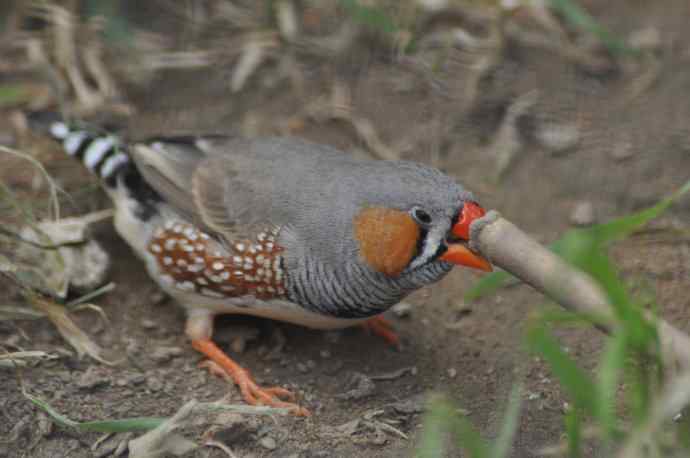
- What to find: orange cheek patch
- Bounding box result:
[354,208,420,277]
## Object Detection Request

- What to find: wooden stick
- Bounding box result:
[469,211,690,371]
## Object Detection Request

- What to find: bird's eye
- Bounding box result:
[411,207,432,226]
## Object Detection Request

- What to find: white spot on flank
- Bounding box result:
[63,131,87,156]
[164,239,176,250]
[233,256,242,265]
[176,258,187,267]
[188,264,204,273]
[163,256,173,265]
[150,244,161,253]
[220,271,230,280]
[196,277,208,285]
[212,261,224,271]
[183,227,194,238]
[177,281,195,291]
[256,254,265,264]
[182,244,194,252]
[235,243,246,252]
[50,122,69,139]
[84,137,115,170]
[201,288,225,298]
[195,243,204,251]
[200,233,210,240]
[164,221,174,230]
[160,274,174,285]
[173,225,183,234]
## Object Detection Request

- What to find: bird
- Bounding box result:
[35,115,492,416]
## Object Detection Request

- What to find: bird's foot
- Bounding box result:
[361,315,401,349]
[192,338,310,416]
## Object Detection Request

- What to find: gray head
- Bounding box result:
[264,141,491,317]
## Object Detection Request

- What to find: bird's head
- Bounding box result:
[280,159,491,283]
[348,161,492,278]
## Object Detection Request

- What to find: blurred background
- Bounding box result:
[1,1,689,457]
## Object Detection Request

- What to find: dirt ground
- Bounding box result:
[1,1,690,457]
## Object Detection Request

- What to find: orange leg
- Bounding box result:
[192,338,310,416]
[361,315,401,348]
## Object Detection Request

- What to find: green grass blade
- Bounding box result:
[451,413,491,458]
[418,394,490,458]
[417,395,451,458]
[547,0,637,56]
[466,179,690,301]
[595,331,627,439]
[464,270,512,301]
[526,325,597,414]
[338,0,398,35]
[0,84,31,108]
[491,384,523,458]
[564,409,582,458]
[588,178,690,246]
[24,389,165,433]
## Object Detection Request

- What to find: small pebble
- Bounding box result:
[610,141,635,161]
[150,346,183,363]
[536,122,580,155]
[141,319,157,330]
[146,377,163,392]
[628,27,661,52]
[297,362,310,374]
[259,436,277,450]
[447,368,457,379]
[392,302,412,318]
[319,349,331,359]
[570,201,595,227]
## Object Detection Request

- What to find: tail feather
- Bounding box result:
[29,112,162,222]
[29,113,130,187]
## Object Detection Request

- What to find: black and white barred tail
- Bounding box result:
[47,120,130,187]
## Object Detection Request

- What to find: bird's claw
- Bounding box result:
[200,360,310,416]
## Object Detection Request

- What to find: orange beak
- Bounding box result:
[439,202,493,272]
